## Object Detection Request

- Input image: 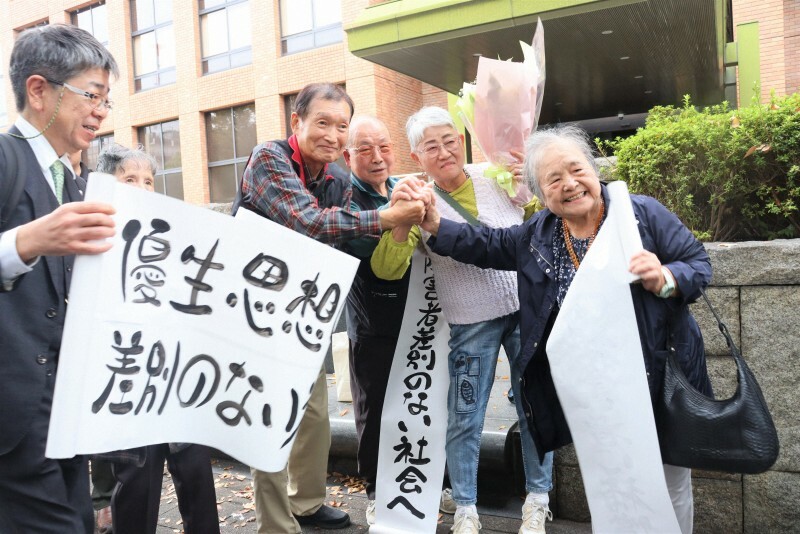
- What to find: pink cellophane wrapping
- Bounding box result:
[461,19,545,203]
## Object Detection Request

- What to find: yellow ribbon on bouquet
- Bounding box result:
[485,164,516,197]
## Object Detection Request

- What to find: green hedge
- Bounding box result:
[605,93,800,241]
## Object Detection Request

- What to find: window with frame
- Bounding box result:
[72,2,109,47]
[14,19,49,36]
[199,0,252,74]
[131,0,176,91]
[81,134,115,171]
[279,0,342,55]
[206,104,256,203]
[138,120,183,199]
[283,93,298,137]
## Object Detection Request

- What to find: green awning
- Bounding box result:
[347,0,729,127]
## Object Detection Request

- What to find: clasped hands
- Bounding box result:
[378,176,441,238]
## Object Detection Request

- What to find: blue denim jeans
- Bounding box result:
[446,312,554,505]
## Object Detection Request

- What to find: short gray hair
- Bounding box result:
[294,83,354,119]
[523,124,598,201]
[96,143,158,178]
[405,106,456,151]
[347,115,389,148]
[9,24,119,112]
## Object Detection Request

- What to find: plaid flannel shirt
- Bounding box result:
[239,139,381,245]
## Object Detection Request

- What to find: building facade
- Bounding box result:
[0,0,447,205]
[731,0,800,104]
[0,0,796,206]
[349,0,799,135]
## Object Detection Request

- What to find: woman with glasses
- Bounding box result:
[371,106,553,534]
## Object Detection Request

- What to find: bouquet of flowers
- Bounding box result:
[456,18,545,200]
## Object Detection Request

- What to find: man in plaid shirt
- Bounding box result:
[232,83,425,533]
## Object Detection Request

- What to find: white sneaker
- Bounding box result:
[366,500,376,525]
[451,508,481,533]
[440,488,457,514]
[519,501,552,534]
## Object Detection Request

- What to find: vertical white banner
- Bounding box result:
[546,182,680,533]
[372,250,450,534]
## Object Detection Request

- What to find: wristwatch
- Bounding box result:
[658,267,676,298]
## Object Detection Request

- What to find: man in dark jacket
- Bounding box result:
[339,116,410,525]
[0,24,118,533]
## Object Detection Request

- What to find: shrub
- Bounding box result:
[605,93,800,241]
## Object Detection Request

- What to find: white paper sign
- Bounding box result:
[546,182,680,533]
[46,174,359,472]
[372,250,450,534]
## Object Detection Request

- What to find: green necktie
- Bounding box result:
[50,160,65,205]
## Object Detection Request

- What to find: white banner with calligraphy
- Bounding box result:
[546,181,680,533]
[46,174,358,472]
[372,250,450,534]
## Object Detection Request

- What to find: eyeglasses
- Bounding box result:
[350,143,393,157]
[417,138,461,158]
[46,78,114,111]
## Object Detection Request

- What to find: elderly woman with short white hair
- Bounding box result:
[372,106,554,534]
[421,124,713,534]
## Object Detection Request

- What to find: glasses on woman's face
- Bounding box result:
[351,143,393,158]
[417,137,461,158]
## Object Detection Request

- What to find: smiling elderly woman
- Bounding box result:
[371,106,552,534]
[420,124,713,534]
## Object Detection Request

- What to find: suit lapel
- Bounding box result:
[10,127,66,296]
[73,173,86,198]
[62,169,83,288]
[63,167,82,202]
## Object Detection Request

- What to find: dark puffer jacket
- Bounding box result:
[428,184,713,456]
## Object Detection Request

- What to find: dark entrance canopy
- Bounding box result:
[347,0,730,130]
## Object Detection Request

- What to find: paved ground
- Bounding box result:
[138,349,592,533]
[153,459,593,533]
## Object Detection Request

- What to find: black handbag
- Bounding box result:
[655,288,780,473]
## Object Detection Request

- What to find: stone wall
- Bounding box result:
[554,239,800,534]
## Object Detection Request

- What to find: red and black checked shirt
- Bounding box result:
[239,137,381,245]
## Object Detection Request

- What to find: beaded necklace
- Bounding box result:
[562,198,605,269]
[432,168,470,194]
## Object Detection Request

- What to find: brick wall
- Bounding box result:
[732,0,799,103]
[5,1,791,202]
[0,0,448,204]
[784,0,800,94]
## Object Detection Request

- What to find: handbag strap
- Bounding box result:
[698,287,742,361]
[434,187,482,226]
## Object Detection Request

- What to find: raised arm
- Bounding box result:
[240,144,424,245]
[422,203,525,271]
[370,218,421,281]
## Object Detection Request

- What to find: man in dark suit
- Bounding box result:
[0,24,118,533]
